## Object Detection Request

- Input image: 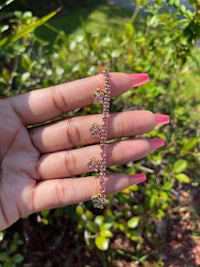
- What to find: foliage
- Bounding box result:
[0,0,199,266]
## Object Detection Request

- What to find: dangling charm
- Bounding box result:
[89,123,101,138]
[93,88,104,104]
[87,158,99,172]
[91,194,104,209]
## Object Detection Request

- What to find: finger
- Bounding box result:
[29,173,146,214]
[37,138,164,179]
[9,73,148,125]
[30,110,156,153]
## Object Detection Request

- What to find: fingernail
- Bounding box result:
[149,138,165,151]
[129,174,146,185]
[155,114,170,126]
[128,73,149,87]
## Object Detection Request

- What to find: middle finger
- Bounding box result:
[31,110,157,153]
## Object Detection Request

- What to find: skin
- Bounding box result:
[0,72,159,230]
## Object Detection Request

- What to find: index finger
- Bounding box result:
[9,72,148,125]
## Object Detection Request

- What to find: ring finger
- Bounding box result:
[37,138,164,179]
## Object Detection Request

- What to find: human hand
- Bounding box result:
[0,72,169,230]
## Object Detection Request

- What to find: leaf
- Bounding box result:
[175,173,190,183]
[100,230,113,238]
[95,236,109,251]
[162,182,172,191]
[40,209,50,218]
[182,138,197,151]
[75,205,84,216]
[99,223,112,231]
[21,72,30,82]
[86,222,98,233]
[172,159,188,173]
[127,216,140,229]
[0,0,14,10]
[125,23,135,37]
[12,253,24,263]
[0,8,60,48]
[0,252,7,261]
[85,210,93,220]
[94,215,105,226]
[0,232,4,242]
[160,191,168,201]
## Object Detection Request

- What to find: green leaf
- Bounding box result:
[86,222,98,233]
[0,0,14,10]
[125,23,135,37]
[0,252,7,262]
[160,191,168,201]
[85,210,93,220]
[182,138,197,151]
[40,209,50,218]
[12,254,24,264]
[2,261,12,267]
[94,215,105,226]
[0,8,60,48]
[100,230,113,238]
[175,173,190,183]
[75,205,84,216]
[172,159,188,173]
[99,223,112,231]
[21,72,30,83]
[95,236,109,251]
[0,232,4,242]
[162,182,172,191]
[127,216,140,229]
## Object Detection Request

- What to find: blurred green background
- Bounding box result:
[0,0,199,266]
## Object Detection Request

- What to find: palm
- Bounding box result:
[0,101,39,228]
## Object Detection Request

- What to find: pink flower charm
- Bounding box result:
[90,123,101,138]
[93,88,104,104]
[87,158,99,172]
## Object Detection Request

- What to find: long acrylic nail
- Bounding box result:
[155,114,170,126]
[128,73,149,87]
[129,174,146,185]
[149,138,165,151]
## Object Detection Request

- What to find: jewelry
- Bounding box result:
[88,69,111,209]
[89,123,101,138]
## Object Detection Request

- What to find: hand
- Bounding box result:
[0,72,169,230]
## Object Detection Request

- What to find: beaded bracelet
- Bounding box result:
[87,69,111,209]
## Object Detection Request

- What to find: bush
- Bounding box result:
[0,0,199,266]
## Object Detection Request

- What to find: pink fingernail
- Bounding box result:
[155,114,170,126]
[129,174,146,185]
[128,73,149,87]
[149,138,165,151]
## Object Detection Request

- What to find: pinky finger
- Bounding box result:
[29,173,146,214]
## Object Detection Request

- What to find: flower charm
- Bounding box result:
[93,88,104,104]
[89,123,101,138]
[87,158,99,172]
[91,194,104,209]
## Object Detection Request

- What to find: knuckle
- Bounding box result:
[64,151,77,177]
[52,87,69,114]
[55,179,66,206]
[95,73,105,90]
[117,113,133,137]
[65,118,81,147]
[69,179,78,203]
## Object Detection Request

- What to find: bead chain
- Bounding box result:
[88,69,111,209]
